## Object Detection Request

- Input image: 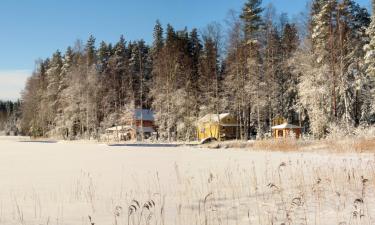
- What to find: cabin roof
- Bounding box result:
[271,123,301,129]
[134,109,154,121]
[106,125,132,131]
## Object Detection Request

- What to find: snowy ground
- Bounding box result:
[0,136,374,225]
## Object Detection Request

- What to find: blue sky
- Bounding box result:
[0,0,371,100]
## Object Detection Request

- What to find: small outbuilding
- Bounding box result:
[271,123,302,139]
[197,113,239,141]
[104,109,156,142]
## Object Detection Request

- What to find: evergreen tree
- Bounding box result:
[152,20,164,56]
[45,50,63,135]
[188,28,202,113]
[85,35,96,67]
[280,23,299,123]
[97,41,111,73]
[240,0,264,42]
[101,35,128,126]
[363,0,375,123]
[364,0,375,79]
[54,47,75,138]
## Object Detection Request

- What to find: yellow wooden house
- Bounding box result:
[197,113,238,141]
[271,116,302,139]
[271,123,302,139]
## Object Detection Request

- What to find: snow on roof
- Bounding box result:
[271,123,301,130]
[106,125,133,131]
[134,109,154,121]
[106,125,155,133]
[198,113,232,123]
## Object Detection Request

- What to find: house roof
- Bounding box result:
[198,113,232,123]
[134,109,155,121]
[271,123,301,129]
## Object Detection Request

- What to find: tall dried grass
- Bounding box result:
[4,152,375,225]
[253,138,302,151]
[205,138,309,152]
[206,135,375,153]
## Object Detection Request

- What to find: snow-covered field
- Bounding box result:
[0,136,374,225]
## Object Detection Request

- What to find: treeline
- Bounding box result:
[0,100,20,134]
[21,0,375,140]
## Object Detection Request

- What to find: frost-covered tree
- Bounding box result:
[364,1,375,83]
[363,0,375,121]
[0,101,21,135]
[291,41,331,138]
[292,0,370,137]
[53,47,75,138]
[21,60,47,136]
[45,51,63,135]
[150,24,180,141]
[335,0,370,127]
[280,23,299,123]
[311,0,338,119]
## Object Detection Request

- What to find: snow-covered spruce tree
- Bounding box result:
[280,23,299,123]
[101,35,128,128]
[58,38,100,139]
[292,0,335,138]
[45,50,63,136]
[363,0,375,122]
[336,0,370,128]
[54,47,75,139]
[313,0,338,118]
[0,101,20,134]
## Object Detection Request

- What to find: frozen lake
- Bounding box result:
[0,136,374,225]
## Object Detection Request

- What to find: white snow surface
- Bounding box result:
[0,136,374,225]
